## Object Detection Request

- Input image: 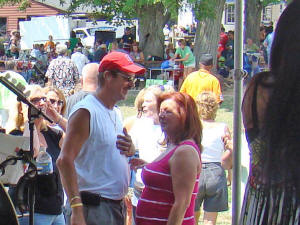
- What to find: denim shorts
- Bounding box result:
[195,162,228,212]
[18,212,65,225]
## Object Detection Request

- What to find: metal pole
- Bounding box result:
[232,0,244,224]
[28,108,35,225]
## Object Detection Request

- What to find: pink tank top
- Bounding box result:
[135,141,201,225]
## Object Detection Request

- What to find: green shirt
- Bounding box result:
[175,46,195,66]
[69,37,78,51]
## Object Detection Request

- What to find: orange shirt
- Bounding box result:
[44,41,55,51]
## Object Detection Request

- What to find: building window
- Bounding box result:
[225,4,235,24]
[262,6,272,22]
[0,18,6,36]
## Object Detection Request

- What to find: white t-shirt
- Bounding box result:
[70,95,129,200]
[201,123,227,163]
[71,52,89,75]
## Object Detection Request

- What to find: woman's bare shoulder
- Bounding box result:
[175,141,200,158]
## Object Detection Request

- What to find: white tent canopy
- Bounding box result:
[20,15,71,50]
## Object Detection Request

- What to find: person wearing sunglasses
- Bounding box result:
[19,84,65,225]
[57,51,145,225]
[44,87,67,132]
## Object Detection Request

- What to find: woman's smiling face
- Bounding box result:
[142,91,158,119]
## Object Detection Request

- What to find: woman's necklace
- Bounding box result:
[107,109,117,132]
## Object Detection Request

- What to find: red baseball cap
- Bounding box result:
[98,51,146,75]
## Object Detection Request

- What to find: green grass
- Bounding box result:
[216,89,234,132]
[197,186,232,225]
[118,90,139,119]
[118,88,234,127]
[118,87,234,225]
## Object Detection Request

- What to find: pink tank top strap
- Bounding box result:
[162,140,200,162]
[179,140,200,154]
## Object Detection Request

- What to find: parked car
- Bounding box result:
[74,26,117,48]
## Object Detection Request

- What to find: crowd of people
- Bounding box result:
[161,21,272,90]
[0,1,299,225]
[0,43,230,225]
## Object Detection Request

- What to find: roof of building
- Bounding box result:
[35,0,94,13]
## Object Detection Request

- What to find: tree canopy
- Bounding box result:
[0,0,291,58]
[0,0,31,9]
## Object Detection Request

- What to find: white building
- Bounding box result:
[222,0,287,31]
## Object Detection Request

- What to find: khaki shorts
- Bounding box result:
[184,62,195,68]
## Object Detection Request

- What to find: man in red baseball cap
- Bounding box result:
[99,51,145,75]
[57,51,145,225]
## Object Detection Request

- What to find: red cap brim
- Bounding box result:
[121,64,146,75]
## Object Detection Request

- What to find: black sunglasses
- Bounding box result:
[49,99,64,106]
[112,71,136,83]
[30,97,46,104]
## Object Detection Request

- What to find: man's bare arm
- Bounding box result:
[56,108,90,225]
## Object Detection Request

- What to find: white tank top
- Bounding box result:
[129,117,165,206]
[201,123,227,163]
[70,94,129,200]
[130,117,164,163]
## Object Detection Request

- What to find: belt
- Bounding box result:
[80,191,123,206]
[202,162,221,169]
[99,196,123,204]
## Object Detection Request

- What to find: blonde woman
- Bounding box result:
[123,87,147,132]
[44,86,67,132]
[125,86,168,224]
[21,85,65,225]
[194,91,232,225]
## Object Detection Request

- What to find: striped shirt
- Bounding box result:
[136,141,201,225]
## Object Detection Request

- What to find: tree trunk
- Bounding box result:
[245,0,263,45]
[193,0,226,70]
[137,3,170,59]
